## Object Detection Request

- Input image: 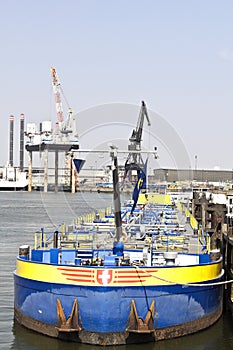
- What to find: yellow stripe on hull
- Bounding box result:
[16,258,222,287]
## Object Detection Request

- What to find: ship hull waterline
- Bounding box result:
[14,305,222,345]
[14,258,224,346]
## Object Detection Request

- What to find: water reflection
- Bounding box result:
[11,311,233,350]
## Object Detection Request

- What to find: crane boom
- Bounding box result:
[131,100,151,144]
[124,101,151,179]
[50,67,64,123]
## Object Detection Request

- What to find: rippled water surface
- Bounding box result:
[0,191,232,350]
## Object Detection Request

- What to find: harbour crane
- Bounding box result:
[124,101,151,180]
[50,67,64,124]
[50,67,79,190]
[50,67,74,136]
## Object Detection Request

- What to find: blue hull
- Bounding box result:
[14,273,223,343]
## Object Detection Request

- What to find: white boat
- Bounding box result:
[0,166,28,191]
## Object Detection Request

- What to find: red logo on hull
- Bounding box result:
[96,270,113,285]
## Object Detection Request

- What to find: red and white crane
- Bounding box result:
[50,67,64,124]
[50,67,74,136]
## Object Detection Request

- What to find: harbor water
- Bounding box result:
[0,191,233,350]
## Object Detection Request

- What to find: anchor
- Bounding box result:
[126,299,155,333]
[56,298,82,332]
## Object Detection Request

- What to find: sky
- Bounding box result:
[1,0,233,170]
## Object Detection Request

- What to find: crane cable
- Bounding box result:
[60,85,71,111]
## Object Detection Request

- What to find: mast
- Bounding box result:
[111,147,122,242]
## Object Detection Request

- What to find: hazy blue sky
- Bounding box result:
[1,0,233,170]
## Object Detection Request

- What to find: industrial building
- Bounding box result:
[151,168,233,184]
